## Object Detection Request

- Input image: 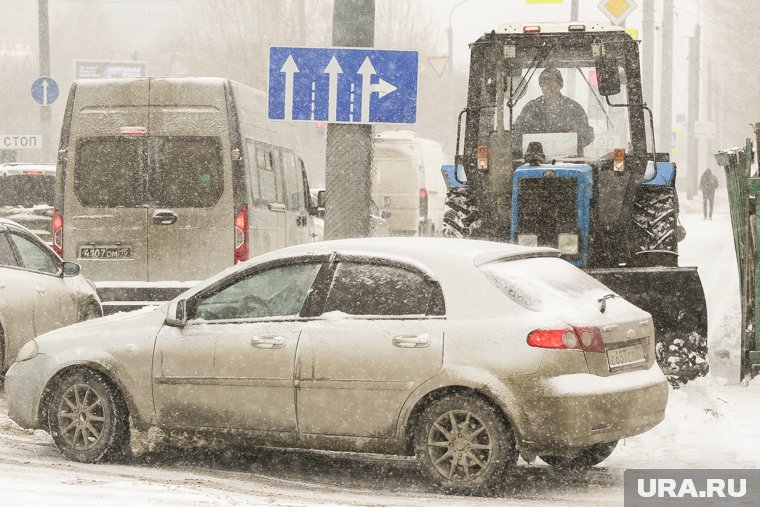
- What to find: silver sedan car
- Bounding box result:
[5,237,668,494]
[0,218,101,373]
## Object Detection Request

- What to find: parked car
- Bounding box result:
[0,218,101,373]
[5,237,667,494]
[0,163,56,244]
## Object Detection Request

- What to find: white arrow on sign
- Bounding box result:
[280,55,299,121]
[42,79,49,106]
[324,56,343,122]
[372,78,396,99]
[358,57,376,123]
[358,57,397,123]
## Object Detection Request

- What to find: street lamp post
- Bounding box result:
[448,0,474,77]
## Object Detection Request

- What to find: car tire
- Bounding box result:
[414,394,517,495]
[540,440,618,470]
[47,370,129,463]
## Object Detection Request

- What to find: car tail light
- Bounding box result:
[52,208,63,256]
[568,24,586,32]
[419,187,428,220]
[23,170,42,174]
[523,25,541,33]
[234,204,248,264]
[572,326,606,352]
[527,326,605,352]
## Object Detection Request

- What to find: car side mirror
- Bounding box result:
[165,299,187,327]
[595,56,621,96]
[60,261,81,277]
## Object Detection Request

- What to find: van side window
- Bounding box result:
[245,139,260,202]
[282,150,302,211]
[256,145,277,203]
[271,148,285,204]
[299,158,309,211]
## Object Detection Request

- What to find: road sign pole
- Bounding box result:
[38,0,52,159]
[325,0,375,240]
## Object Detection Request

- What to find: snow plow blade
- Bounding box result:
[586,266,708,386]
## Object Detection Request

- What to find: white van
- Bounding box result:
[54,77,317,284]
[372,131,447,236]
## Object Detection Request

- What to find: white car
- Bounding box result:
[0,218,101,373]
[6,237,666,494]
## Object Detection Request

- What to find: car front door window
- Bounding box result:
[193,262,323,320]
[0,232,19,267]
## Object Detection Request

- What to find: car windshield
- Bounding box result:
[0,174,55,207]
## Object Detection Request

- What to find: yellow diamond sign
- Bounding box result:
[598,0,637,25]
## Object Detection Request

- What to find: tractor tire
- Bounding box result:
[632,186,678,267]
[443,187,480,238]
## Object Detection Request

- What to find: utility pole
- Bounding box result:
[38,0,52,159]
[686,24,700,199]
[658,0,673,156]
[567,0,579,96]
[324,0,374,239]
[642,0,654,109]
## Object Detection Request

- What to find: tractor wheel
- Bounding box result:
[443,188,480,238]
[632,186,678,267]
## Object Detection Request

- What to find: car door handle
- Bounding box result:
[392,334,430,348]
[251,336,287,349]
[152,210,178,225]
[267,203,286,212]
[35,286,47,295]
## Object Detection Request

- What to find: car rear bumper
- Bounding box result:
[508,364,669,452]
[5,355,54,429]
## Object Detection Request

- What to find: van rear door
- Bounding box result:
[71,137,149,281]
[147,79,232,282]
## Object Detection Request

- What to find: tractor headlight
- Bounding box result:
[16,340,39,362]
[517,234,538,247]
[558,233,579,255]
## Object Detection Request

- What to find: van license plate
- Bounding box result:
[606,343,645,371]
[78,245,133,259]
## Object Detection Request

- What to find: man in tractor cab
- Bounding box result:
[512,67,594,156]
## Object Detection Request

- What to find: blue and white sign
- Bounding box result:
[268,47,418,124]
[31,76,59,106]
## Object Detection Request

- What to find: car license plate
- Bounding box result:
[78,245,133,260]
[606,343,645,371]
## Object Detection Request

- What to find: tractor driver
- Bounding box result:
[512,67,594,156]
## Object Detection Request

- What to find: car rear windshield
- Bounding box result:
[74,136,223,208]
[0,174,55,207]
[480,257,610,312]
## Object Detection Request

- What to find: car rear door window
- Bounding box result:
[0,174,55,207]
[75,138,143,207]
[8,230,59,274]
[323,261,442,316]
[193,262,323,320]
[151,137,223,208]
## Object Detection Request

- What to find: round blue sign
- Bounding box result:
[31,76,59,106]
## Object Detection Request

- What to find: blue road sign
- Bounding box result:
[268,47,418,124]
[31,76,59,106]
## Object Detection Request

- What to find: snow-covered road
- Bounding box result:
[1,189,758,506]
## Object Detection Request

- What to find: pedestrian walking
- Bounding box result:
[699,168,719,220]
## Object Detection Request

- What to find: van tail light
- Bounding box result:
[419,187,429,220]
[527,326,604,352]
[234,204,248,264]
[52,208,63,256]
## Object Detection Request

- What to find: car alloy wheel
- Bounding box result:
[48,370,129,463]
[415,394,516,494]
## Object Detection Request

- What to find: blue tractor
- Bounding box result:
[442,22,707,385]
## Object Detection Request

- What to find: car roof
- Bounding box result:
[262,237,560,267]
[0,163,56,177]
